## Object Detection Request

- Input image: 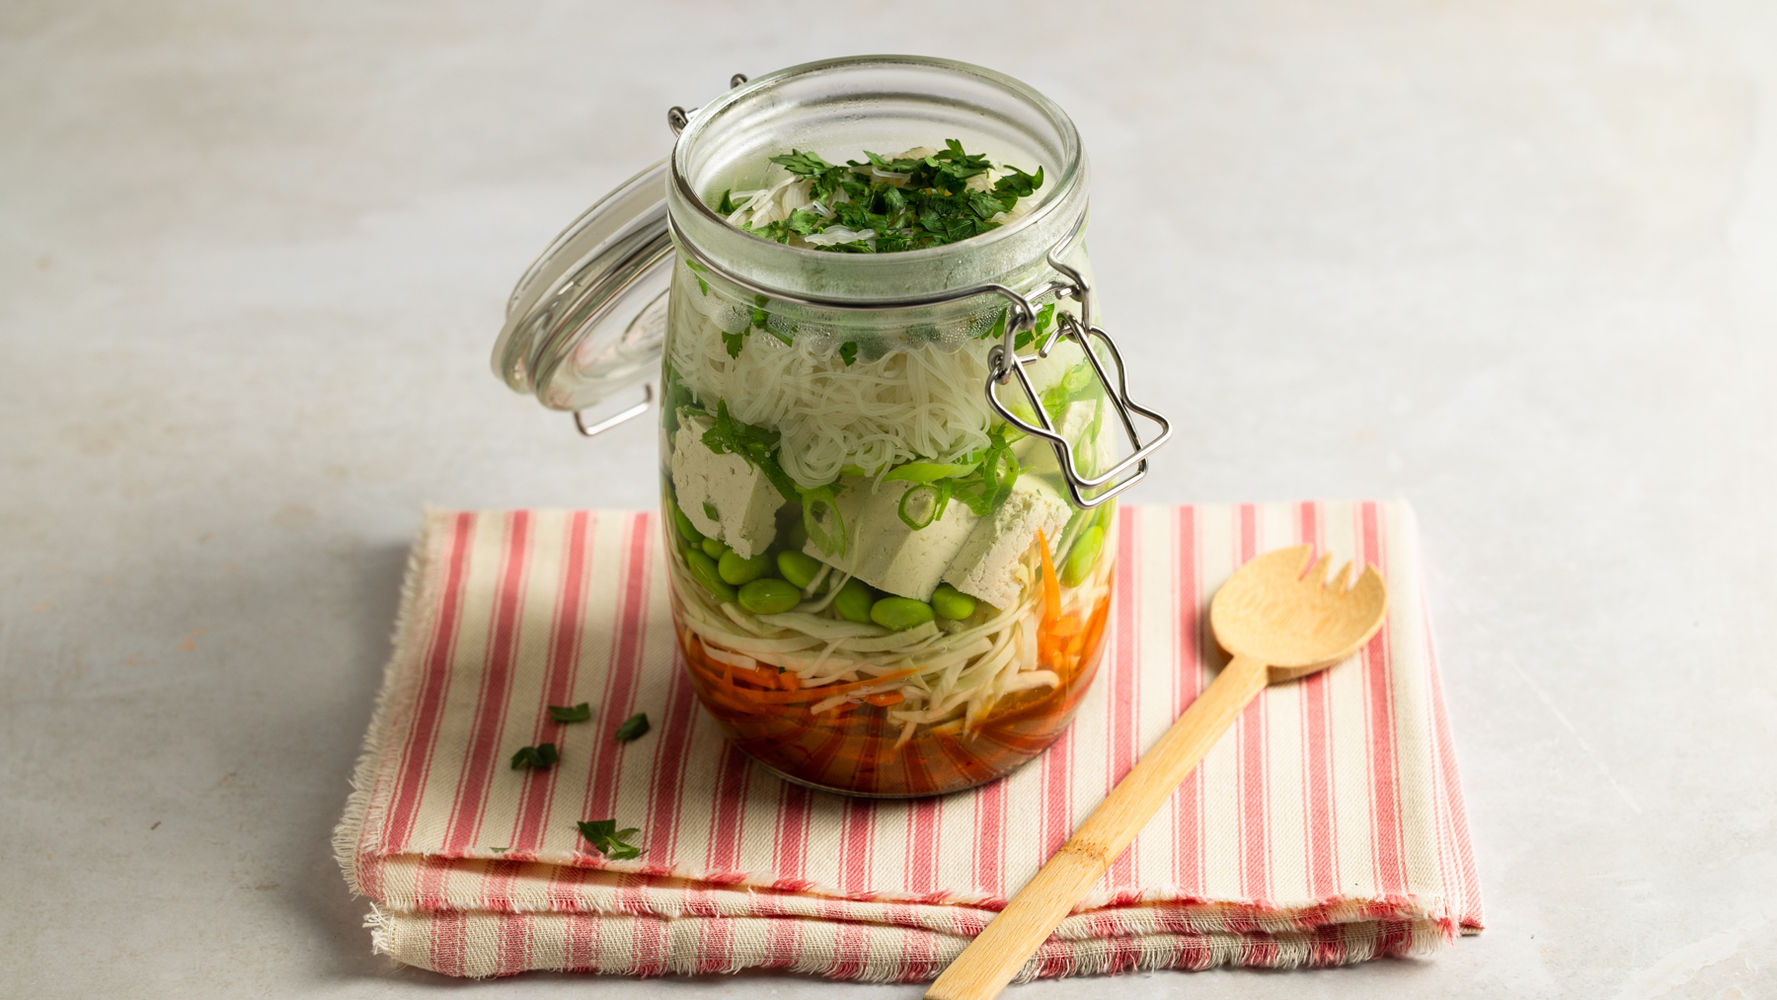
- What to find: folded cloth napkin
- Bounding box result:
[335,500,1482,981]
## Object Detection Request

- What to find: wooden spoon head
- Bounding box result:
[1209,544,1389,682]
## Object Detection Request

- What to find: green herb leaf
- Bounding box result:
[683,258,711,295]
[614,712,650,742]
[731,142,1041,254]
[943,425,1022,517]
[547,702,592,724]
[721,329,745,359]
[967,190,1009,219]
[702,400,800,504]
[839,342,858,367]
[993,165,1044,198]
[702,501,719,521]
[1014,302,1057,352]
[509,742,559,770]
[769,149,835,178]
[576,818,642,860]
[716,189,738,214]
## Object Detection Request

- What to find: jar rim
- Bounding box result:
[668,54,1088,302]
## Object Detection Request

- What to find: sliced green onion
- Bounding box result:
[896,482,951,530]
[883,460,980,484]
[802,485,846,557]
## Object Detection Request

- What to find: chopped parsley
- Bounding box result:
[730,140,1043,254]
[721,328,745,359]
[683,257,711,295]
[1014,302,1058,352]
[614,712,651,742]
[547,702,592,724]
[509,742,559,770]
[701,400,800,504]
[577,818,642,860]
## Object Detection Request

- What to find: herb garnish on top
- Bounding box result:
[723,140,1043,253]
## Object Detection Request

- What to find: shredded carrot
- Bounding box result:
[1047,613,1083,638]
[1068,629,1088,659]
[752,668,922,704]
[671,569,1117,795]
[727,663,779,689]
[1036,528,1061,622]
[693,682,772,715]
[692,666,922,706]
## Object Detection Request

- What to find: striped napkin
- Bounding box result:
[334,501,1482,981]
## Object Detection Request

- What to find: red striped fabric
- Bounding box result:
[335,501,1483,981]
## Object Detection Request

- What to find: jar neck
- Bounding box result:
[666,55,1089,304]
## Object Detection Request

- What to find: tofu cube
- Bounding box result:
[669,413,779,559]
[804,479,979,601]
[942,475,1075,610]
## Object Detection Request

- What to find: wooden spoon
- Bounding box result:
[925,544,1388,1000]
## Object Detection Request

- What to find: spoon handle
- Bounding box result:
[925,654,1270,1000]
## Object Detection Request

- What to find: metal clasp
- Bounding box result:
[572,382,654,438]
[667,74,749,135]
[656,80,1169,503]
[984,255,1172,508]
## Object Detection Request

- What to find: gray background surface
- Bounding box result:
[3,1,1772,997]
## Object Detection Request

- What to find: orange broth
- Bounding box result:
[674,578,1114,797]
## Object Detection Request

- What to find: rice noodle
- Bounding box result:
[670,276,1003,489]
[665,540,1114,731]
[661,147,1118,744]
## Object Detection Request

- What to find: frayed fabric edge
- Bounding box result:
[363,908,1452,982]
[331,509,449,898]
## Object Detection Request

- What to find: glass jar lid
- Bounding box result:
[490,159,673,414]
[490,55,1171,500]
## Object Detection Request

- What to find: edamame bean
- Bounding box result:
[670,505,702,545]
[931,584,977,620]
[833,579,876,624]
[700,536,727,559]
[737,578,800,615]
[1062,524,1105,587]
[776,550,822,589]
[684,549,736,602]
[718,549,771,586]
[871,596,935,631]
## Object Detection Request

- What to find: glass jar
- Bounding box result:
[493,56,1169,796]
